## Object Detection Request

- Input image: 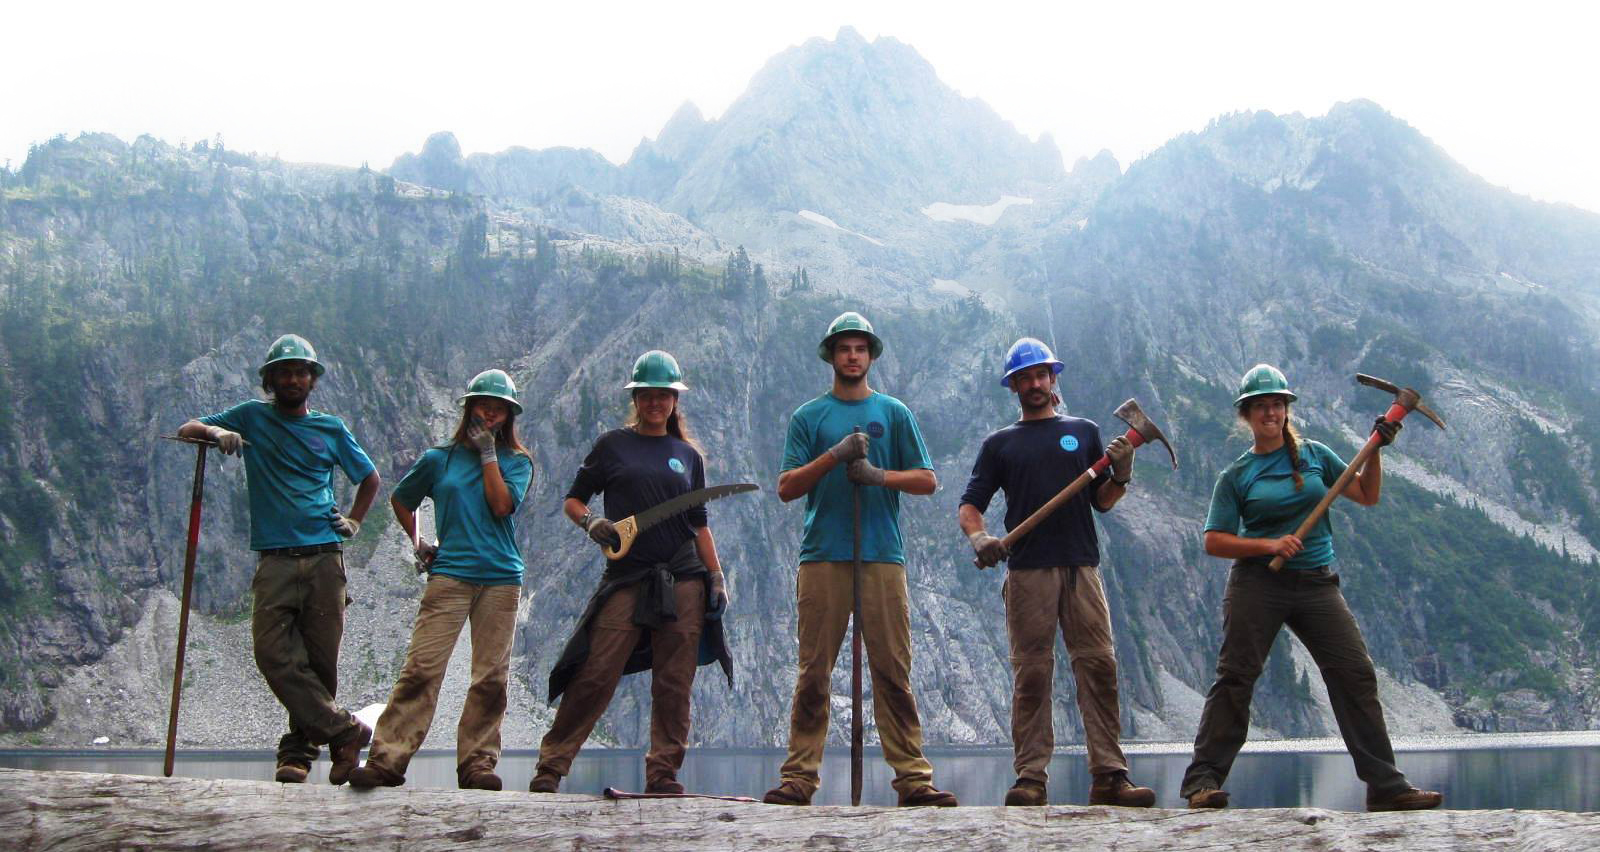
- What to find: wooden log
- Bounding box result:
[2,768,1598,851]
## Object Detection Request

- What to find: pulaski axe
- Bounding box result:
[1267,373,1446,571]
[979,399,1177,568]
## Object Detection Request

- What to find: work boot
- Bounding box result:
[347,762,404,789]
[326,720,372,786]
[274,762,309,784]
[460,770,502,792]
[762,780,812,806]
[898,785,959,807]
[1089,770,1156,808]
[528,769,561,794]
[1187,787,1229,809]
[1367,786,1443,812]
[646,774,686,795]
[1004,778,1047,806]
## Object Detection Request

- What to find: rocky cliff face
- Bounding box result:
[2,31,1599,751]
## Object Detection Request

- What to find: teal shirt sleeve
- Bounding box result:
[499,451,533,512]
[393,449,440,511]
[781,406,813,472]
[1203,467,1242,534]
[1313,442,1348,486]
[332,419,377,483]
[198,401,252,435]
[893,402,934,471]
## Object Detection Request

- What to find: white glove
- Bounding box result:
[467,419,498,466]
[331,513,361,539]
[208,427,243,455]
[414,540,438,573]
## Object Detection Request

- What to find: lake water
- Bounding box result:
[6,734,1600,811]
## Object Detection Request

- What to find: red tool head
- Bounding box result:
[1355,374,1447,430]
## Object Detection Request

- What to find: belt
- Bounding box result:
[259,542,342,557]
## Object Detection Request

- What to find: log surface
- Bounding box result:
[3,768,1598,851]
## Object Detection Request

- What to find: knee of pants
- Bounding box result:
[1216,661,1263,687]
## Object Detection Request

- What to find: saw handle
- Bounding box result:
[600,516,639,560]
[1266,408,1411,571]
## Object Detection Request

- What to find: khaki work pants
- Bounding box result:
[1180,563,1409,799]
[1005,565,1129,782]
[365,575,520,784]
[536,577,706,785]
[251,551,359,766]
[778,561,934,797]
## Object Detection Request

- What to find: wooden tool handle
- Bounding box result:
[1266,434,1382,571]
[601,516,639,560]
[1000,469,1096,550]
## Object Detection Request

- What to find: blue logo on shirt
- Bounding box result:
[304,436,327,453]
[1059,435,1079,452]
[866,421,885,439]
[668,458,687,475]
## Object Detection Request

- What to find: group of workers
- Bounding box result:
[177,311,1442,811]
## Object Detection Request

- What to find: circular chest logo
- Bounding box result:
[305,436,328,453]
[1059,435,1079,452]
[866,421,885,439]
[668,458,687,475]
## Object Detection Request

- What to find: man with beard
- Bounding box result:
[957,337,1153,808]
[763,311,957,808]
[179,333,380,785]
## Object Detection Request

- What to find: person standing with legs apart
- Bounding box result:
[957,338,1155,808]
[529,350,733,795]
[177,334,380,785]
[347,369,534,792]
[764,311,957,808]
[1179,364,1441,812]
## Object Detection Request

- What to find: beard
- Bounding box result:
[832,364,869,386]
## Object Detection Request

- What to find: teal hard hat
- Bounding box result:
[818,311,884,362]
[1001,337,1064,387]
[1234,363,1297,407]
[624,350,689,391]
[258,333,325,377]
[457,368,523,415]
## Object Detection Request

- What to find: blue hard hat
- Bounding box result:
[1001,337,1064,387]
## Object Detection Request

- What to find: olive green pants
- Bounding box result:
[1004,565,1129,782]
[778,561,935,797]
[365,575,520,785]
[536,578,706,785]
[251,551,360,767]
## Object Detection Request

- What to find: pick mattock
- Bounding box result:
[1267,373,1446,571]
[978,398,1177,569]
[159,434,218,777]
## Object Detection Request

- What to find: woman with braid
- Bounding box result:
[1179,364,1441,812]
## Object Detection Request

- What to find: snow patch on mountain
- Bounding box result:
[931,278,970,296]
[796,210,886,246]
[921,195,1033,225]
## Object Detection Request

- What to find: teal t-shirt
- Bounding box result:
[781,391,933,565]
[199,400,376,551]
[392,445,533,586]
[1204,440,1350,571]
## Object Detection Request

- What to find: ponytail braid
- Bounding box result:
[1283,416,1305,492]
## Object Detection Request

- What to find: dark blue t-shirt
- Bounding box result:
[566,428,707,572]
[959,414,1110,569]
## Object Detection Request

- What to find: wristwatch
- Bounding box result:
[578,511,596,529]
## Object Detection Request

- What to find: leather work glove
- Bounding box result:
[829,432,869,464]
[968,531,1010,568]
[846,457,886,487]
[585,515,621,548]
[331,513,361,539]
[467,418,498,465]
[1373,417,1403,447]
[207,426,244,456]
[706,571,729,619]
[414,540,438,573]
[1106,435,1134,483]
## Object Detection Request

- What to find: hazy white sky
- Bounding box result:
[7,1,1598,212]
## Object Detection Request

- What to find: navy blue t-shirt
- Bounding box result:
[566,428,707,572]
[959,414,1110,569]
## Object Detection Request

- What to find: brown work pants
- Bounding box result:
[1180,562,1410,799]
[365,576,520,784]
[536,577,706,785]
[1005,565,1130,782]
[778,561,935,798]
[251,550,360,767]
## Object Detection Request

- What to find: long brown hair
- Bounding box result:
[1239,398,1304,491]
[448,400,531,457]
[625,390,705,457]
